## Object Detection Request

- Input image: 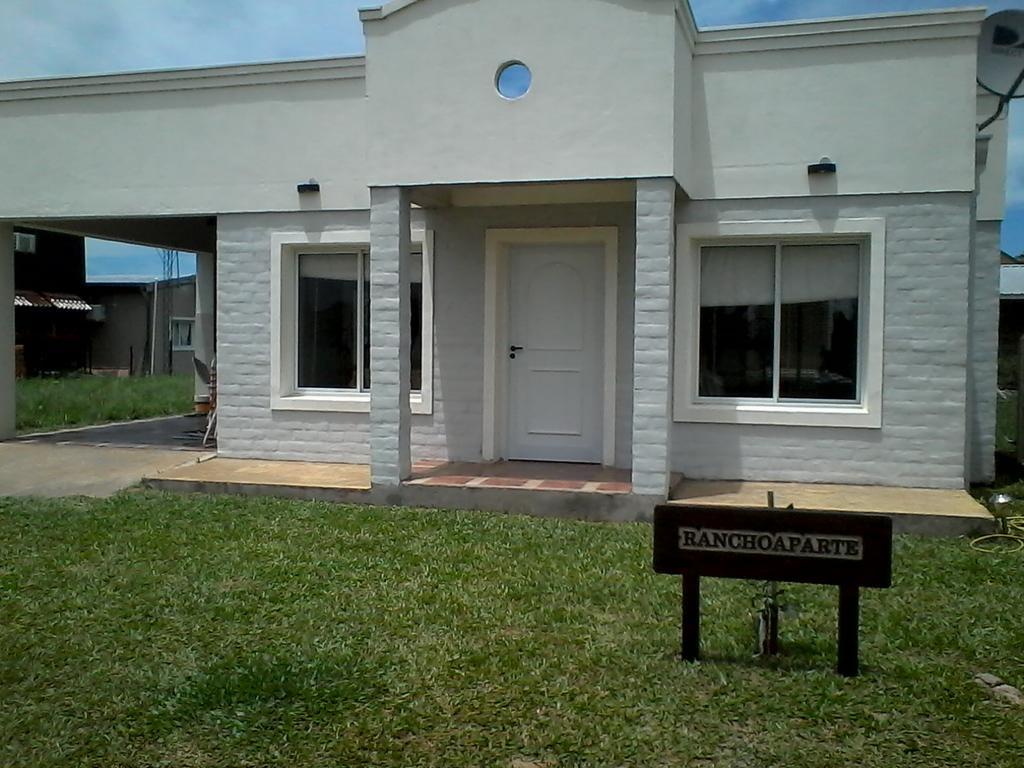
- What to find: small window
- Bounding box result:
[296,248,424,394]
[699,242,861,403]
[170,318,195,351]
[496,61,531,100]
[13,232,36,254]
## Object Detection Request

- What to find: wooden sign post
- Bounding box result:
[653,505,893,677]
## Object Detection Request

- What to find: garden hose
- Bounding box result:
[971,516,1024,554]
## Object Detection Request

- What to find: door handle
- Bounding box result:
[509,345,523,359]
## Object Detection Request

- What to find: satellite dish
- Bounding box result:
[978,10,1024,131]
[978,10,1024,99]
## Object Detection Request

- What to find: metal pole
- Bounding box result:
[150,279,158,376]
[837,583,860,677]
[682,573,700,662]
[764,492,781,656]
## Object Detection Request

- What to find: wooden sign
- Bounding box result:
[653,505,893,677]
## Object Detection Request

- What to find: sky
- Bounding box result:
[2,0,1023,280]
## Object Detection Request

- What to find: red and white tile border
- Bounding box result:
[407,462,631,495]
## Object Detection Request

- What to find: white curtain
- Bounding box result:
[700,245,775,307]
[780,244,860,304]
[299,252,360,281]
[301,251,423,282]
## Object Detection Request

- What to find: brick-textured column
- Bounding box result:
[968,222,1000,484]
[193,250,216,405]
[369,187,412,485]
[632,179,676,497]
[0,223,13,440]
[967,136,998,483]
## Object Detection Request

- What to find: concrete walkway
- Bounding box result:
[0,443,209,497]
[151,456,371,491]
[671,480,995,536]
[13,414,210,450]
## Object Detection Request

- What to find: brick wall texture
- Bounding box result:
[632,179,676,495]
[216,191,990,490]
[968,220,1000,483]
[674,192,975,489]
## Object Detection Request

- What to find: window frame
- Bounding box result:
[169,317,195,352]
[673,218,885,429]
[271,229,434,415]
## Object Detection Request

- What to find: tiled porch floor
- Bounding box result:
[147,458,632,494]
[669,479,994,536]
[670,479,991,518]
[407,460,632,494]
[144,459,996,535]
[150,456,371,490]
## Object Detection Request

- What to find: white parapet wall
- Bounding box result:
[0,58,370,219]
[689,9,984,201]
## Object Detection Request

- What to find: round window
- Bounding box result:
[496,61,532,100]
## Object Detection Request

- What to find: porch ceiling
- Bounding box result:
[17,216,216,253]
[408,179,637,209]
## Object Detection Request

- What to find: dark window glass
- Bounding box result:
[698,246,775,398]
[297,253,358,389]
[363,255,370,391]
[779,245,859,401]
[410,279,423,391]
[361,252,424,393]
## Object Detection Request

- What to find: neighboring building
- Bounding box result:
[85,276,196,376]
[11,222,196,378]
[0,1,1011,509]
[12,227,92,375]
[1000,252,1024,386]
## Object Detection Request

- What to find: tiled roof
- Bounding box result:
[13,290,92,311]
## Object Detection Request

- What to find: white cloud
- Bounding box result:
[0,0,367,80]
[691,0,1021,28]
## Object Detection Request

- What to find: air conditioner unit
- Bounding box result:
[13,232,36,254]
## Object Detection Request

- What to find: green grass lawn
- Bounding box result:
[16,375,194,434]
[1,493,1021,767]
[980,391,1024,518]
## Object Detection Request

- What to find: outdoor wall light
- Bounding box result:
[297,179,321,193]
[808,157,837,175]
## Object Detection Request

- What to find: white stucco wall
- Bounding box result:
[673,10,695,191]
[0,7,986,219]
[673,192,974,490]
[216,203,637,467]
[977,92,1010,223]
[0,59,370,218]
[689,25,980,200]
[362,0,678,188]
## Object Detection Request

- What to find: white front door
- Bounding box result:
[506,243,605,463]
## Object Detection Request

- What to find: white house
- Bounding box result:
[0,0,1009,511]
